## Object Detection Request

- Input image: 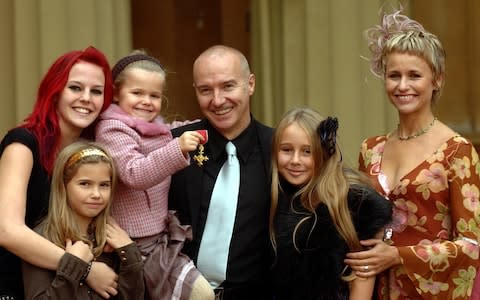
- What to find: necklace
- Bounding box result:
[397,117,437,141]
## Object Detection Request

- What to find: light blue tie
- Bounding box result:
[197,141,240,288]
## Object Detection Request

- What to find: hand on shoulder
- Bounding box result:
[105,217,134,250]
[65,238,93,263]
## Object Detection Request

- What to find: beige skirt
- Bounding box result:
[135,211,200,300]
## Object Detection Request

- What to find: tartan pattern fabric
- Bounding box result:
[96,106,191,238]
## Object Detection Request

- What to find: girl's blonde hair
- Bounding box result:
[270,107,372,280]
[112,49,166,87]
[41,140,117,257]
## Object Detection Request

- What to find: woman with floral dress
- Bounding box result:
[344,9,480,300]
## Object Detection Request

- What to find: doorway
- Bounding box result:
[130,0,251,122]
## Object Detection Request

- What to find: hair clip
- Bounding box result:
[66,148,108,169]
[317,117,339,157]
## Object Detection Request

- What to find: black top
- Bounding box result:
[169,118,274,299]
[0,127,51,298]
[272,180,392,300]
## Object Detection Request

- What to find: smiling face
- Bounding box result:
[193,50,254,140]
[277,122,314,186]
[384,52,440,116]
[115,68,165,122]
[56,61,105,137]
[66,162,112,233]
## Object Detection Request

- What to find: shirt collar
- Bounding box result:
[206,119,257,164]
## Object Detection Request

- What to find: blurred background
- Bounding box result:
[1,0,479,164]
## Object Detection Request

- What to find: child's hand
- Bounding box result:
[66,238,93,263]
[178,131,204,154]
[106,217,133,249]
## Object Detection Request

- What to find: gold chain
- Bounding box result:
[397,117,437,141]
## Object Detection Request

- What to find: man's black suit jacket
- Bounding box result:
[169,117,273,299]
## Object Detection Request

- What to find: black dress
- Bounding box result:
[271,181,392,300]
[0,128,50,299]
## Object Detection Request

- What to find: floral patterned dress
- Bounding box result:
[359,135,480,299]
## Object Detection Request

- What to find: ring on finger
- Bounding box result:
[363,265,369,271]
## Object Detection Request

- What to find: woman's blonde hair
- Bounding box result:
[365,9,446,104]
[270,107,372,280]
[41,140,117,257]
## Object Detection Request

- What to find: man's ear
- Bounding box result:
[248,73,255,96]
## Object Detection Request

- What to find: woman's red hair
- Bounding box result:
[20,46,113,173]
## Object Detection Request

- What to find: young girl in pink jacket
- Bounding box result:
[95,50,214,300]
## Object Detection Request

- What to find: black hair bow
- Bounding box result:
[316,117,339,156]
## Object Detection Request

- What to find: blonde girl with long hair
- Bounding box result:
[269,107,392,300]
[22,141,144,299]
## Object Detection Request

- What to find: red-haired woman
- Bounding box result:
[0,46,117,299]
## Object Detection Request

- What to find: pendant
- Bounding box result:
[193,144,209,166]
[193,130,209,167]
